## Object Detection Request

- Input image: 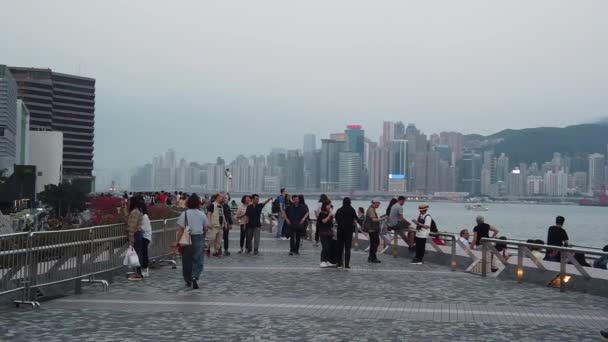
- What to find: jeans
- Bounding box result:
[320,235,333,262]
[239,224,246,250]
[290,224,302,252]
[414,237,427,261]
[182,234,204,282]
[223,226,230,251]
[368,231,380,261]
[246,226,261,253]
[141,238,150,269]
[133,231,144,275]
[276,216,285,239]
[336,228,353,266]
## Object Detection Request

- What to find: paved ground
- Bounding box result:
[1,230,607,341]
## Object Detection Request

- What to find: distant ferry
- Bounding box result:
[579,187,608,207]
[465,204,489,211]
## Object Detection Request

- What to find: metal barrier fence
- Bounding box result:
[480,237,608,292]
[0,219,180,308]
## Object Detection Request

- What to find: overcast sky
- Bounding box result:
[1,0,607,172]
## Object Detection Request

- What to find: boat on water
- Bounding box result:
[465,204,489,211]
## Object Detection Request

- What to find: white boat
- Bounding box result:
[466,204,489,211]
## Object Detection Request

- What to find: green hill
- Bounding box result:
[465,124,608,164]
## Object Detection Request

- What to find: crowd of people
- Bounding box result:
[123,189,608,287]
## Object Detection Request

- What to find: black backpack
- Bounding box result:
[271,197,281,214]
[425,214,438,233]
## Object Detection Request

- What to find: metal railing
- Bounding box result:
[480,237,608,292]
[0,219,180,308]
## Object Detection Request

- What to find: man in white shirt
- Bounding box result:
[459,229,471,250]
[412,203,432,265]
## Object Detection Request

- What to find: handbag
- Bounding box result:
[178,210,192,246]
[123,246,140,268]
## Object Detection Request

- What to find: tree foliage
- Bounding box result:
[38,182,87,217]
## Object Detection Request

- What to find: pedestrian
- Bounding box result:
[317,201,335,268]
[315,194,330,247]
[285,194,309,255]
[236,195,251,254]
[207,193,227,258]
[412,203,433,265]
[138,200,152,278]
[174,193,207,289]
[245,194,272,255]
[544,216,569,262]
[335,197,358,269]
[272,188,287,240]
[387,196,415,249]
[471,216,500,250]
[220,192,234,256]
[126,196,144,281]
[364,198,384,264]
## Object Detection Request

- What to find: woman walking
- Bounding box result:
[138,201,152,278]
[174,194,208,289]
[236,195,251,254]
[317,202,335,268]
[335,197,358,269]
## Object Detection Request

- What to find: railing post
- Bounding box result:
[23,232,36,304]
[517,245,524,283]
[450,235,457,271]
[481,241,487,277]
[392,229,398,258]
[559,251,567,293]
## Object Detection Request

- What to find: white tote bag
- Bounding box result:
[123,246,141,268]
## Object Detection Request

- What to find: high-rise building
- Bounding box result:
[527,176,544,195]
[506,168,525,197]
[338,152,362,191]
[388,140,408,192]
[286,150,304,190]
[28,131,63,194]
[10,67,96,191]
[588,153,605,193]
[345,125,365,158]
[303,151,320,191]
[329,133,346,141]
[320,139,345,191]
[460,151,482,195]
[544,170,568,196]
[425,150,441,193]
[130,164,153,191]
[15,100,30,165]
[440,132,464,161]
[303,134,316,153]
[393,121,405,140]
[495,153,510,183]
[0,65,17,175]
[368,142,389,192]
[381,121,395,147]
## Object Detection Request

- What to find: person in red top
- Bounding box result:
[159,191,167,205]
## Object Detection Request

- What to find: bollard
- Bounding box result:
[517,245,524,283]
[450,236,457,271]
[481,242,487,277]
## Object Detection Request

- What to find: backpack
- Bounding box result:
[425,214,438,233]
[271,196,281,214]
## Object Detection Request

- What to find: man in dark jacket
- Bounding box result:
[208,193,234,256]
[335,197,359,269]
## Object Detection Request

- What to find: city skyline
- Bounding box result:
[2,1,608,172]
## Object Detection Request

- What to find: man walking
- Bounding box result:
[220,192,234,256]
[365,198,384,264]
[246,194,273,255]
[273,188,287,240]
[207,193,226,258]
[387,196,414,248]
[284,194,309,255]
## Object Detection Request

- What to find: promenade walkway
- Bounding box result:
[1,230,607,341]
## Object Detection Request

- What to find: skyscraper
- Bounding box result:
[440,132,464,161]
[368,142,389,192]
[460,151,482,195]
[338,152,362,191]
[0,65,17,174]
[320,139,345,191]
[286,149,304,190]
[381,121,394,147]
[495,153,510,183]
[10,67,96,191]
[393,121,405,140]
[588,153,606,193]
[345,125,365,158]
[303,134,316,153]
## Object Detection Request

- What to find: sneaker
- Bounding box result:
[128,274,143,281]
[364,246,370,252]
[371,259,381,264]
[345,265,351,270]
[192,279,199,290]
[186,281,192,287]
[253,251,260,256]
[289,252,294,256]
[294,251,300,255]
[411,260,423,265]
[381,246,390,253]
[336,264,343,269]
[141,268,149,278]
[224,251,231,256]
[320,262,328,268]
[327,262,337,267]
[314,242,319,247]
[238,249,243,254]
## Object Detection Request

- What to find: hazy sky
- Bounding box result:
[1,0,607,171]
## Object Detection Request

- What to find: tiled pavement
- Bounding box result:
[1,230,607,341]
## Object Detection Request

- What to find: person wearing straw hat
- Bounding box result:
[412,203,432,265]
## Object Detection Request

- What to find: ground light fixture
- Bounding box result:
[548,274,572,288]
